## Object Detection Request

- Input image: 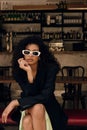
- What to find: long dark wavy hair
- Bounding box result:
[12,36,60,78]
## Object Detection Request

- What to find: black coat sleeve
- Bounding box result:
[18,64,59,111]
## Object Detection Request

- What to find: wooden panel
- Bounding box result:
[13,4,58,10]
[68,4,87,10]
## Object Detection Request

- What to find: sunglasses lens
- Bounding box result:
[33,51,39,56]
[23,50,30,55]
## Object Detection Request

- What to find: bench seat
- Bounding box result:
[0,109,17,125]
[0,108,87,127]
[65,109,87,126]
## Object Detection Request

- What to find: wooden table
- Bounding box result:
[56,76,87,84]
[0,76,15,83]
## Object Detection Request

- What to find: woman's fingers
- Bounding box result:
[2,112,8,123]
[1,100,19,124]
[18,58,24,64]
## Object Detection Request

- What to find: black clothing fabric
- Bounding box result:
[14,63,68,130]
[11,107,21,123]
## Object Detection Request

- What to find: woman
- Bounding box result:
[2,36,68,130]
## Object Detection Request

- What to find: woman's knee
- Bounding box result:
[32,104,45,119]
[22,114,32,127]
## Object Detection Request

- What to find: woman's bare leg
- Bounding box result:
[22,114,33,130]
[30,104,46,130]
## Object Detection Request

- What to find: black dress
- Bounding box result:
[14,63,68,130]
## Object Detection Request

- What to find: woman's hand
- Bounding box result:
[2,100,19,123]
[18,58,33,83]
[18,58,32,72]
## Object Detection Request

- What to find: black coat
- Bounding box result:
[15,63,68,130]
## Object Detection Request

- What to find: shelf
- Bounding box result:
[13,5,58,10]
[13,32,41,35]
[2,21,41,24]
[62,24,82,27]
[42,24,62,27]
[54,51,87,54]
[1,9,87,52]
[63,39,83,41]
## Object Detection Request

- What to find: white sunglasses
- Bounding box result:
[22,50,41,56]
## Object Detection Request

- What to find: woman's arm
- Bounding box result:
[2,100,19,123]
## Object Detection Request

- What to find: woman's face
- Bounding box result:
[23,44,40,65]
